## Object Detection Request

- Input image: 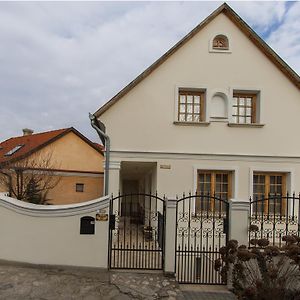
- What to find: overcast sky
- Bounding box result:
[0,1,299,143]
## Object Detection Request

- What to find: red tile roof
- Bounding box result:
[0,128,68,165]
[93,143,105,152]
[0,127,103,166]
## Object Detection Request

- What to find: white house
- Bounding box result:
[93,3,300,283]
[95,3,300,206]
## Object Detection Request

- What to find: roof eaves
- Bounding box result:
[94,3,227,117]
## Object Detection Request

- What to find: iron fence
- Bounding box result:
[108,192,166,270]
[249,193,300,247]
[175,193,229,284]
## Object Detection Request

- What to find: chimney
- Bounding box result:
[22,128,34,136]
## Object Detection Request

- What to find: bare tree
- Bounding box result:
[0,151,61,204]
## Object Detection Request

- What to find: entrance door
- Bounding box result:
[121,180,140,219]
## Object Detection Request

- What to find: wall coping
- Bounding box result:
[0,193,110,217]
[229,198,250,211]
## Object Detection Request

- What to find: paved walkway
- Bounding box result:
[0,262,236,299]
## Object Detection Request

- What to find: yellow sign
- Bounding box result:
[96,213,108,221]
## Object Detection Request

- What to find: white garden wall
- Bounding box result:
[0,193,109,268]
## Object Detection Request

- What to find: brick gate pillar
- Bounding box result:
[164,198,177,276]
[229,199,250,246]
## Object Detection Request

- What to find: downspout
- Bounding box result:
[89,113,110,196]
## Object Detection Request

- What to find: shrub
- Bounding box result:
[215,236,300,300]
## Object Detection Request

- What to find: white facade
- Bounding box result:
[96,9,300,203]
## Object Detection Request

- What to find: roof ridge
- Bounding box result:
[3,127,71,142]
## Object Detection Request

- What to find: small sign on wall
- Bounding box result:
[160,164,171,169]
[96,213,108,221]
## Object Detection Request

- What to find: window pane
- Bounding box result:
[245,117,252,124]
[187,104,193,113]
[187,95,193,103]
[239,106,245,115]
[179,114,185,122]
[194,96,200,104]
[193,114,200,122]
[180,95,186,104]
[194,105,200,113]
[187,114,193,122]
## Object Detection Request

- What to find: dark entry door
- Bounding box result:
[122,180,140,218]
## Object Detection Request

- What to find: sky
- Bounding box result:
[0,1,299,143]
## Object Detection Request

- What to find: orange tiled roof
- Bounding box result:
[0,128,69,165]
[93,143,105,151]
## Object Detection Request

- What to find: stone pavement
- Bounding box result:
[180,285,237,300]
[0,262,236,299]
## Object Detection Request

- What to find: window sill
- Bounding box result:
[209,49,232,54]
[227,123,265,128]
[173,121,210,126]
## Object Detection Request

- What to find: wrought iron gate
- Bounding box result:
[249,193,300,247]
[108,193,166,270]
[175,193,229,284]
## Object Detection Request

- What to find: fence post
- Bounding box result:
[229,199,250,246]
[164,198,177,276]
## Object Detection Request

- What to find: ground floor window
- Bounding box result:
[253,172,286,215]
[196,170,232,212]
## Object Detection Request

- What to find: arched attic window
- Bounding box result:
[212,35,229,50]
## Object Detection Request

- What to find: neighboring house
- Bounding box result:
[94,3,300,205]
[0,127,104,204]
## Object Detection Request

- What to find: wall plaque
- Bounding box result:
[96,213,108,221]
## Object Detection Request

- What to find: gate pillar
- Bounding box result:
[107,161,121,195]
[164,198,177,276]
[229,199,250,246]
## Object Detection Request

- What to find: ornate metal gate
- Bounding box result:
[249,193,300,247]
[108,193,166,270]
[175,193,229,284]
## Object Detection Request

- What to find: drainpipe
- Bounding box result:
[89,113,110,196]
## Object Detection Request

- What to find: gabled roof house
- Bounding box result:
[0,127,104,204]
[94,3,300,207]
